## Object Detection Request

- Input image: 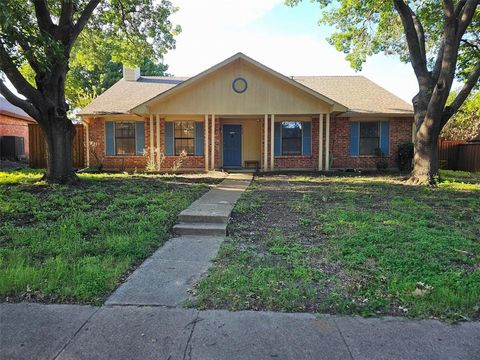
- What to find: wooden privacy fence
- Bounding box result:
[28,124,86,169]
[438,138,480,172]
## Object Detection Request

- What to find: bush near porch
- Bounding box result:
[192,171,480,322]
[0,170,220,304]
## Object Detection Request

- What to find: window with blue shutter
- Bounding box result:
[379,121,390,155]
[135,121,145,155]
[105,121,115,155]
[165,122,174,156]
[274,122,282,156]
[350,122,360,156]
[195,122,204,155]
[302,121,311,156]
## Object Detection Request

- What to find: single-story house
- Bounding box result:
[79,52,414,172]
[0,97,36,161]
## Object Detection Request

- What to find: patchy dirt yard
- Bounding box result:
[192,171,480,321]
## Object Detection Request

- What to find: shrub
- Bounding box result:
[396,142,414,172]
[376,159,389,171]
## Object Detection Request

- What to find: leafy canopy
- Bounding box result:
[286,0,479,83]
[0,0,180,107]
[441,91,480,140]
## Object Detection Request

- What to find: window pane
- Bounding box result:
[359,138,379,155]
[116,138,136,155]
[360,122,379,137]
[115,122,136,155]
[281,122,302,155]
[175,139,194,155]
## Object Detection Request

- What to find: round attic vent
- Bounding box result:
[232,77,248,94]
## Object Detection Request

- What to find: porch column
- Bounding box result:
[325,112,330,171]
[318,113,324,171]
[204,114,209,171]
[155,114,161,169]
[211,114,215,170]
[149,114,154,160]
[263,114,268,171]
[270,114,275,170]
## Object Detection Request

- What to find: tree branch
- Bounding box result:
[71,0,101,43]
[0,44,43,106]
[443,60,480,124]
[456,0,479,43]
[59,0,74,27]
[393,0,430,84]
[32,0,56,35]
[0,79,40,120]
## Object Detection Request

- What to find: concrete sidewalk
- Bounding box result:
[106,173,252,307]
[2,303,479,360]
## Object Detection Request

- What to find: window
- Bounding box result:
[174,121,195,155]
[281,122,302,155]
[359,122,380,155]
[115,122,136,155]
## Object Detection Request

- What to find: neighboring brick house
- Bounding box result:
[0,97,36,161]
[79,53,414,172]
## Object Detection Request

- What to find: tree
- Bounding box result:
[287,0,480,185]
[0,1,180,183]
[441,90,480,140]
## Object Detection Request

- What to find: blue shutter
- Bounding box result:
[274,122,282,156]
[380,121,390,155]
[302,121,311,156]
[105,121,115,155]
[135,121,145,155]
[195,122,204,155]
[349,122,359,156]
[165,122,174,155]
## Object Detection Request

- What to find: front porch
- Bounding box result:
[143,113,332,172]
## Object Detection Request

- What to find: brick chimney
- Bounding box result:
[123,66,141,81]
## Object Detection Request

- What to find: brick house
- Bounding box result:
[0,97,36,161]
[79,53,414,172]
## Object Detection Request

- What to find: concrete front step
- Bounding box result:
[173,222,227,236]
[178,213,228,224]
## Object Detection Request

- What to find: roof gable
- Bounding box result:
[131,52,347,114]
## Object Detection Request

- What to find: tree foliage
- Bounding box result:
[442,91,480,140]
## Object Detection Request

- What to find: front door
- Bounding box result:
[223,125,242,167]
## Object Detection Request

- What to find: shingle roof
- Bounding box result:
[0,97,34,120]
[79,66,413,116]
[292,76,413,115]
[79,76,187,115]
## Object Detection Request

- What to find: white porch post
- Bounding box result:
[155,114,161,169]
[211,114,215,170]
[318,114,324,171]
[263,114,268,171]
[325,112,330,171]
[204,114,209,172]
[149,114,154,160]
[270,114,275,170]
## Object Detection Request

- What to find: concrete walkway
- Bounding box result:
[107,173,252,306]
[2,303,479,360]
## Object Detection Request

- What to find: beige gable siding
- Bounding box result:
[140,59,332,115]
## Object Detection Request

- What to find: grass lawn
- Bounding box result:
[0,169,221,304]
[192,170,480,321]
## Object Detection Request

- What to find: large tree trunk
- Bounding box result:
[41,115,78,184]
[409,111,442,186]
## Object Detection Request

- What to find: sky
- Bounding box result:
[163,0,420,103]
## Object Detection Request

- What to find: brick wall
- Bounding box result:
[87,117,205,171]
[87,115,414,172]
[0,115,31,158]
[331,117,413,169]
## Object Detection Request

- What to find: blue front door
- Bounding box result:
[223,125,242,167]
